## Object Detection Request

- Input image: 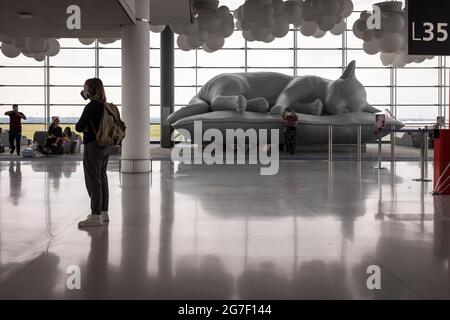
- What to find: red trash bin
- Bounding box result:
[434,129,450,195]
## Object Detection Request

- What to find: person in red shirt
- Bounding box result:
[282,107,299,155]
[4,105,26,156]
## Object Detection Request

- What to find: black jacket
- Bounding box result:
[76,101,104,144]
[48,124,62,138]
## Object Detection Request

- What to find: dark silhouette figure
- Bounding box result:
[4,104,26,156]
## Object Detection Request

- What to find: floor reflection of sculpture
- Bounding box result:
[238,216,293,299]
[174,163,402,226]
[9,161,22,206]
[174,163,320,218]
[174,161,405,246]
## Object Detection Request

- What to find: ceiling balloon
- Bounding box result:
[79,38,95,45]
[177,34,193,51]
[235,0,353,43]
[170,3,234,52]
[25,37,46,54]
[1,42,21,58]
[352,1,434,67]
[0,35,61,60]
[98,38,119,44]
[77,38,119,46]
[34,53,46,62]
[46,39,60,56]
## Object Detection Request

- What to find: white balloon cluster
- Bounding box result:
[352,1,433,68]
[0,34,60,61]
[170,5,235,52]
[78,38,119,45]
[234,0,353,42]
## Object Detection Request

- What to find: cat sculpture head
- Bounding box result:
[324,61,371,115]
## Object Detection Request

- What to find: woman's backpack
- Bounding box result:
[96,102,126,147]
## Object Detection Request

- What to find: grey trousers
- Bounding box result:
[83,141,109,215]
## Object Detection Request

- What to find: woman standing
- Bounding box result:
[76,78,110,228]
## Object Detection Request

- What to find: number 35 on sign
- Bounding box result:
[412,22,449,42]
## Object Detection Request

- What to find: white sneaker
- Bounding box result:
[101,212,109,223]
[78,214,103,228]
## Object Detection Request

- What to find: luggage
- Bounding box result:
[22,147,36,158]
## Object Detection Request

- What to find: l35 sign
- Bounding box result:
[408,0,450,55]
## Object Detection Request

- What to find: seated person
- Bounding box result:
[58,127,78,154]
[38,118,64,155]
[282,107,298,155]
[56,126,73,145]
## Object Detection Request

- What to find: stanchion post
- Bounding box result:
[378,131,382,168]
[390,125,395,162]
[413,127,432,182]
[328,125,333,162]
[375,129,386,170]
[357,125,362,161]
[424,126,429,178]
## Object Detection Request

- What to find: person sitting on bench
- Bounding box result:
[38,117,64,155]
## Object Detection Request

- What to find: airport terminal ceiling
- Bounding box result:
[0,0,193,37]
[0,0,134,38]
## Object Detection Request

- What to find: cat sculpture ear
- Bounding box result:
[340,60,356,80]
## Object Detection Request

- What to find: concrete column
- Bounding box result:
[160,27,174,148]
[121,0,151,173]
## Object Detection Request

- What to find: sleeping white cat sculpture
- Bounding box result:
[195,60,379,116]
[167,61,404,146]
[272,60,378,115]
[197,72,293,113]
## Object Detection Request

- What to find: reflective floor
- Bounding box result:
[0,159,449,299]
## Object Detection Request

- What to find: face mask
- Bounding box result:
[80,90,89,100]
